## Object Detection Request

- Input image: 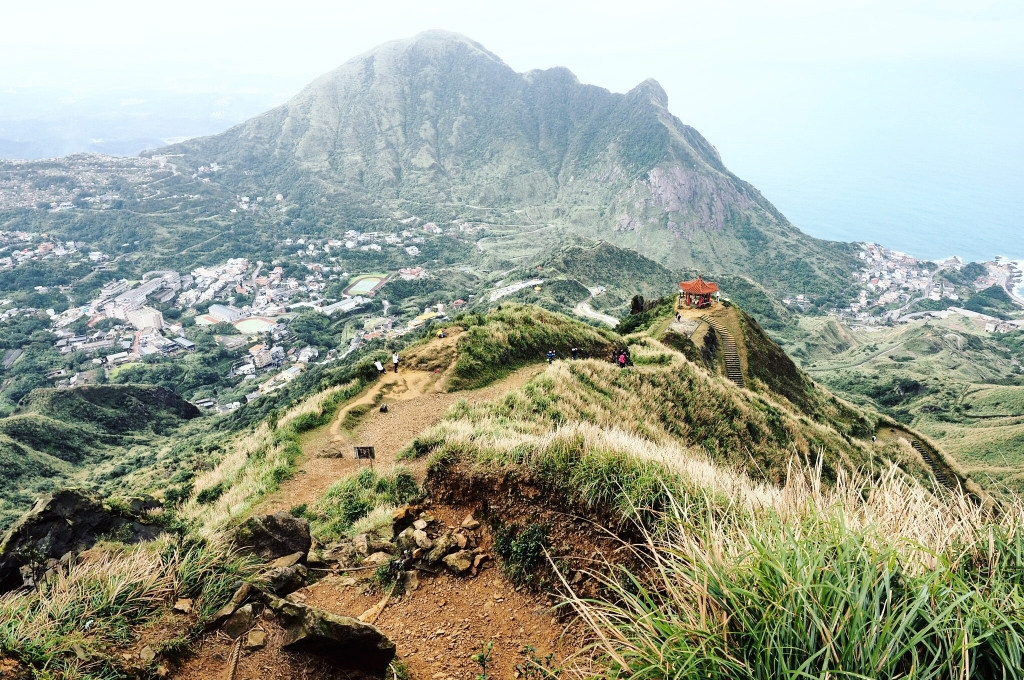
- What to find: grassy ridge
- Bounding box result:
[448,304,618,390]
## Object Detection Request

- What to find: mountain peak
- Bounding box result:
[627,78,668,108]
[352,29,506,67]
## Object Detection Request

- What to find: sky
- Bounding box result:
[1,0,1022,260]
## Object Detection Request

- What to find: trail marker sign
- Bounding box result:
[354,446,376,470]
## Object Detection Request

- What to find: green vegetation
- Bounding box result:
[964,285,1018,318]
[0,537,257,679]
[570,476,1024,680]
[304,467,420,542]
[493,523,549,588]
[448,304,617,390]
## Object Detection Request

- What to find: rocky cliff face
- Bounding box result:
[155,30,857,299]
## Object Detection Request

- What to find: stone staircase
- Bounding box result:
[700,316,744,388]
[911,439,955,489]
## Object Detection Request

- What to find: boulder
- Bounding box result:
[244,629,267,651]
[391,505,418,534]
[279,603,396,675]
[265,564,307,596]
[267,551,305,569]
[208,583,255,629]
[0,489,162,594]
[221,603,255,639]
[425,532,458,565]
[412,529,433,550]
[395,527,417,552]
[461,515,480,530]
[235,512,311,561]
[353,534,396,557]
[442,550,474,574]
[322,541,357,566]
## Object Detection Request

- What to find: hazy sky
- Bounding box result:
[4,1,1020,93]
[2,0,1022,258]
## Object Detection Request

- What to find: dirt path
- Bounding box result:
[179,504,583,680]
[258,364,545,514]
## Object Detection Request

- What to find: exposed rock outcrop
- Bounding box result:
[235,512,311,560]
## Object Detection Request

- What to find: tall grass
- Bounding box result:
[561,469,1024,680]
[0,536,256,679]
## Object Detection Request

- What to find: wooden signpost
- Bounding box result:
[354,446,376,470]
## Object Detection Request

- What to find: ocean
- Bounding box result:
[680,62,1023,264]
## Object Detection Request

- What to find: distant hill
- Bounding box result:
[153,30,858,304]
[0,385,200,531]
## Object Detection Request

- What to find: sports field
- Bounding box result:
[233,317,277,333]
[344,273,388,296]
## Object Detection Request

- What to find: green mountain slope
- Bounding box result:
[0,385,201,531]
[154,30,858,304]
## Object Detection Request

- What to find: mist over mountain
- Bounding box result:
[156,30,857,301]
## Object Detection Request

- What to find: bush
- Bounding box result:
[494,522,549,587]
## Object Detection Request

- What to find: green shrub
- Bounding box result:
[494,523,549,587]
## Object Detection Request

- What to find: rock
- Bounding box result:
[461,515,480,530]
[425,532,458,565]
[0,489,162,594]
[412,530,433,550]
[322,541,357,566]
[442,550,474,574]
[221,603,255,639]
[306,548,326,568]
[244,629,266,651]
[418,511,436,523]
[353,533,395,556]
[396,528,418,552]
[279,602,396,675]
[472,554,489,570]
[412,519,429,531]
[172,598,193,614]
[391,505,418,534]
[352,533,370,556]
[139,646,156,663]
[267,551,305,569]
[208,582,254,629]
[455,533,468,550]
[412,547,424,559]
[401,570,419,592]
[127,496,163,516]
[71,644,90,661]
[266,564,307,596]
[364,551,392,565]
[235,512,311,561]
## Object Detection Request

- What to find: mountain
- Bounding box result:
[154,30,858,304]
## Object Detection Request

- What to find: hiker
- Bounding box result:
[618,352,627,369]
[571,347,579,360]
[675,312,681,322]
[392,352,400,373]
[872,435,877,443]
[438,329,446,338]
[546,349,556,364]
[374,360,385,377]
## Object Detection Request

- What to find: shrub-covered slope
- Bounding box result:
[0,385,201,531]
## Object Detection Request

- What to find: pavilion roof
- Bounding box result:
[679,276,719,295]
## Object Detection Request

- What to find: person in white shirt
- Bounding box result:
[392,352,400,373]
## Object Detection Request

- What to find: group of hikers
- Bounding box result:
[545,346,632,368]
